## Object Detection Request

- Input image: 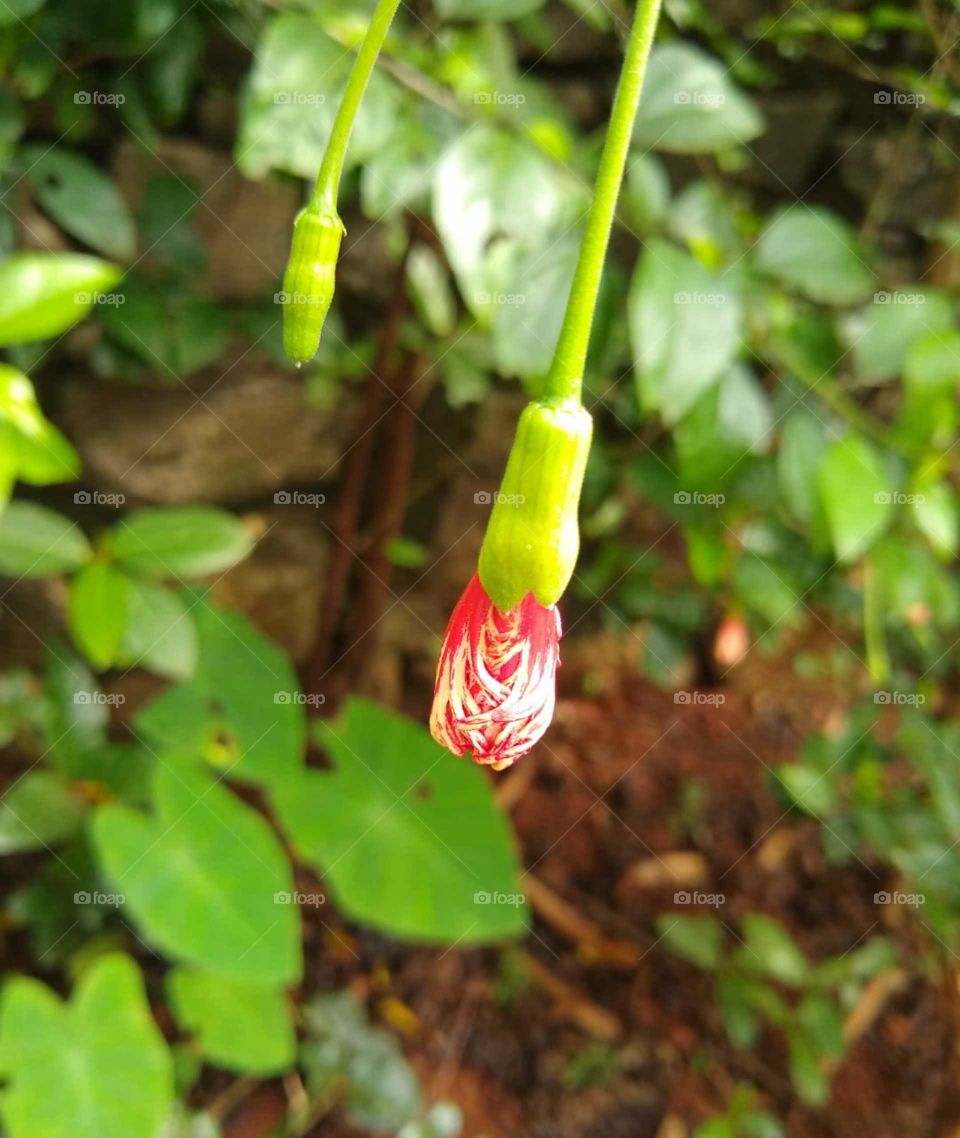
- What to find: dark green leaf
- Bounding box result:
[21,145,136,260]
[93,763,301,983]
[740,914,808,985]
[273,698,527,943]
[106,507,253,579]
[656,914,724,970]
[135,603,304,787]
[0,770,86,854]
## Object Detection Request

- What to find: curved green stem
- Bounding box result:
[543,0,663,406]
[312,0,403,210]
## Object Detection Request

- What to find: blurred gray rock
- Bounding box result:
[112,137,301,301]
[55,369,347,505]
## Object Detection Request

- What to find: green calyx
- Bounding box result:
[281,204,345,364]
[478,398,593,612]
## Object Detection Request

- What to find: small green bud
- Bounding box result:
[478,399,593,611]
[281,205,345,364]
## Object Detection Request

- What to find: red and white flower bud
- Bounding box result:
[429,573,561,770]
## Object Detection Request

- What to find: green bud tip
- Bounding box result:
[478,398,593,612]
[281,205,345,365]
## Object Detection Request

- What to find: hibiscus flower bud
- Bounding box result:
[478,399,593,612]
[430,573,561,770]
[281,204,345,364]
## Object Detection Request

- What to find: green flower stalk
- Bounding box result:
[281,0,402,364]
[431,0,664,768]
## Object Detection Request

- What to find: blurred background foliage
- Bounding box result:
[0,0,958,1135]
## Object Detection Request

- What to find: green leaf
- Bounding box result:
[92,763,301,983]
[740,914,808,985]
[116,577,197,679]
[272,698,527,944]
[435,0,545,17]
[633,43,764,154]
[237,13,401,181]
[787,1029,829,1105]
[0,501,91,577]
[816,435,893,562]
[717,976,762,1049]
[0,0,45,26]
[68,563,129,669]
[912,481,958,557]
[135,604,304,788]
[674,363,772,487]
[0,252,122,345]
[0,364,79,488]
[167,967,295,1075]
[754,207,874,305]
[0,953,173,1138]
[433,125,577,317]
[777,408,828,527]
[624,152,670,231]
[491,233,578,381]
[20,145,136,260]
[655,914,724,970]
[796,992,845,1059]
[106,507,253,579]
[667,180,741,266]
[405,245,456,338]
[899,329,960,446]
[101,277,229,378]
[851,289,954,381]
[41,648,108,774]
[0,770,86,854]
[628,238,743,423]
[777,762,837,817]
